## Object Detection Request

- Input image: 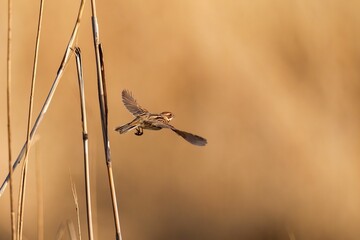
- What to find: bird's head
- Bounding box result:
[161,112,174,122]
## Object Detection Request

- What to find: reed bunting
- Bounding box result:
[115,90,207,146]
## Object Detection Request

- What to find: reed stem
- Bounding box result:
[90,1,123,238]
[0,0,86,197]
[6,0,15,237]
[74,47,93,240]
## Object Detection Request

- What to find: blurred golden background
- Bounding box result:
[1,0,360,239]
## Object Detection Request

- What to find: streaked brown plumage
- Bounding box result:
[115,90,207,146]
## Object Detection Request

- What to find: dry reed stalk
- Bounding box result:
[6,0,15,238]
[35,144,44,240]
[67,220,78,240]
[0,0,86,197]
[74,47,93,240]
[90,1,123,239]
[16,0,45,238]
[55,223,66,240]
[70,173,81,240]
[16,163,27,240]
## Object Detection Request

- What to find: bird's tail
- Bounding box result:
[115,122,137,134]
[171,128,207,146]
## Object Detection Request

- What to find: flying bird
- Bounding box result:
[115,90,207,146]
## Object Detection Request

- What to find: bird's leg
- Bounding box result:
[135,127,143,136]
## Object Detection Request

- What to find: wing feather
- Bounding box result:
[151,121,207,146]
[122,89,148,116]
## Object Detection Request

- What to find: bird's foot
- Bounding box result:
[135,127,143,136]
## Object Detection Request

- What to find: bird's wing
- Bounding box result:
[122,89,148,116]
[151,121,207,146]
[171,128,207,146]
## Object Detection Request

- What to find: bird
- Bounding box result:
[115,89,207,146]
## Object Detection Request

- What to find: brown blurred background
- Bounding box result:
[1,0,360,239]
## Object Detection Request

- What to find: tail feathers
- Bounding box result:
[171,129,207,146]
[115,123,137,134]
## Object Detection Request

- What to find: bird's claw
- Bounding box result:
[135,127,143,136]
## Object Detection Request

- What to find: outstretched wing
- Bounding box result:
[171,128,207,146]
[122,89,148,116]
[151,121,207,146]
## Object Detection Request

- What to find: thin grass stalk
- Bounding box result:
[55,223,66,240]
[0,0,86,197]
[16,0,45,238]
[70,173,81,240]
[67,220,78,240]
[6,0,15,238]
[16,160,27,240]
[35,144,44,240]
[90,1,122,236]
[74,47,93,240]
